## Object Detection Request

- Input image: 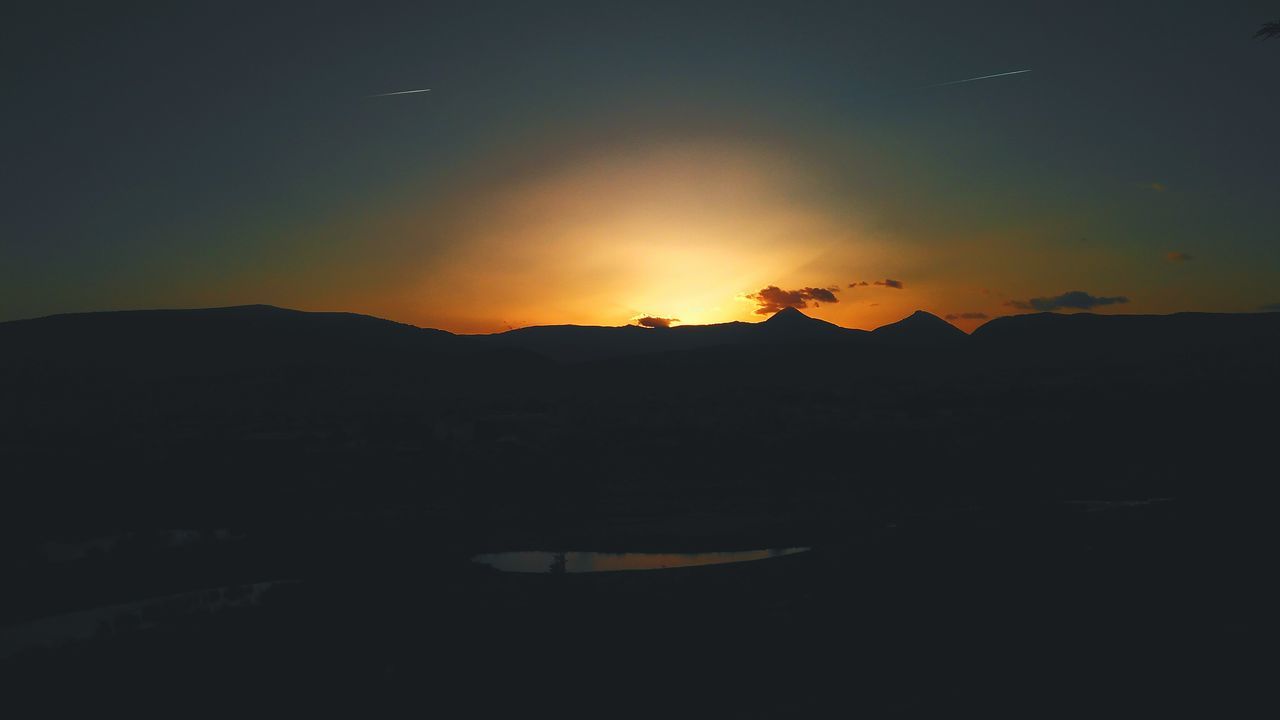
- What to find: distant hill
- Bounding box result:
[6,304,1279,370]
[972,311,1280,367]
[475,306,867,362]
[473,307,974,362]
[760,306,851,333]
[2,300,1277,605]
[871,310,967,346]
[0,304,460,374]
[471,322,753,363]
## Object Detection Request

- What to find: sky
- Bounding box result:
[4,1,1279,332]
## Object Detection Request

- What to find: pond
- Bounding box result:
[472,547,810,574]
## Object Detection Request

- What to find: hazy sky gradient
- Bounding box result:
[4,1,1278,331]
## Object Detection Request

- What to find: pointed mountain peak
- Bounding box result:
[757,306,851,337]
[872,310,967,343]
[764,306,812,323]
[902,310,949,324]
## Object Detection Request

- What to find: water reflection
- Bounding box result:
[472,547,810,573]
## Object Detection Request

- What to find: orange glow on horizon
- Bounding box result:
[372,140,919,332]
[226,137,1175,336]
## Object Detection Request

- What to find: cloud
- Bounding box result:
[849,278,904,289]
[944,312,989,320]
[1145,182,1167,192]
[1260,303,1280,312]
[1004,290,1130,312]
[635,316,677,328]
[747,285,840,315]
[1165,251,1193,263]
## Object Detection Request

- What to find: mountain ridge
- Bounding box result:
[5,304,1279,367]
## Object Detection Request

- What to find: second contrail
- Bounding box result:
[369,88,432,97]
[924,69,1031,88]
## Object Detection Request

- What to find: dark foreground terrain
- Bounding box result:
[1,305,1275,715]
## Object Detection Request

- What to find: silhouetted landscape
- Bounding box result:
[8,2,1279,714]
[3,305,1275,715]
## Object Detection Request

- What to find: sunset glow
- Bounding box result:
[5,5,1277,712]
[5,3,1278,334]
[405,142,877,330]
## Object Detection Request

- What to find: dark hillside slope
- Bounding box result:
[972,311,1280,368]
[0,305,457,374]
[871,310,967,346]
[474,307,867,363]
[471,323,751,363]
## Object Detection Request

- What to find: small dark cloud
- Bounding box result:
[806,287,839,303]
[1145,182,1167,192]
[747,285,840,315]
[1004,290,1130,312]
[635,316,677,328]
[944,312,989,321]
[1260,303,1280,312]
[851,278,904,289]
[1165,251,1193,263]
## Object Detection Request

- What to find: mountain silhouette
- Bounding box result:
[474,307,863,362]
[870,310,967,346]
[8,305,1280,369]
[757,306,862,340]
[973,310,1280,367]
[473,322,750,363]
[0,304,461,374]
[763,306,807,323]
[3,301,1276,718]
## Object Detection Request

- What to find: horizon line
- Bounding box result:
[5,303,1275,336]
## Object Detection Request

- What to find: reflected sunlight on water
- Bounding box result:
[472,548,810,573]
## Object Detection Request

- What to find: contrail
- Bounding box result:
[923,69,1031,89]
[368,88,432,97]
